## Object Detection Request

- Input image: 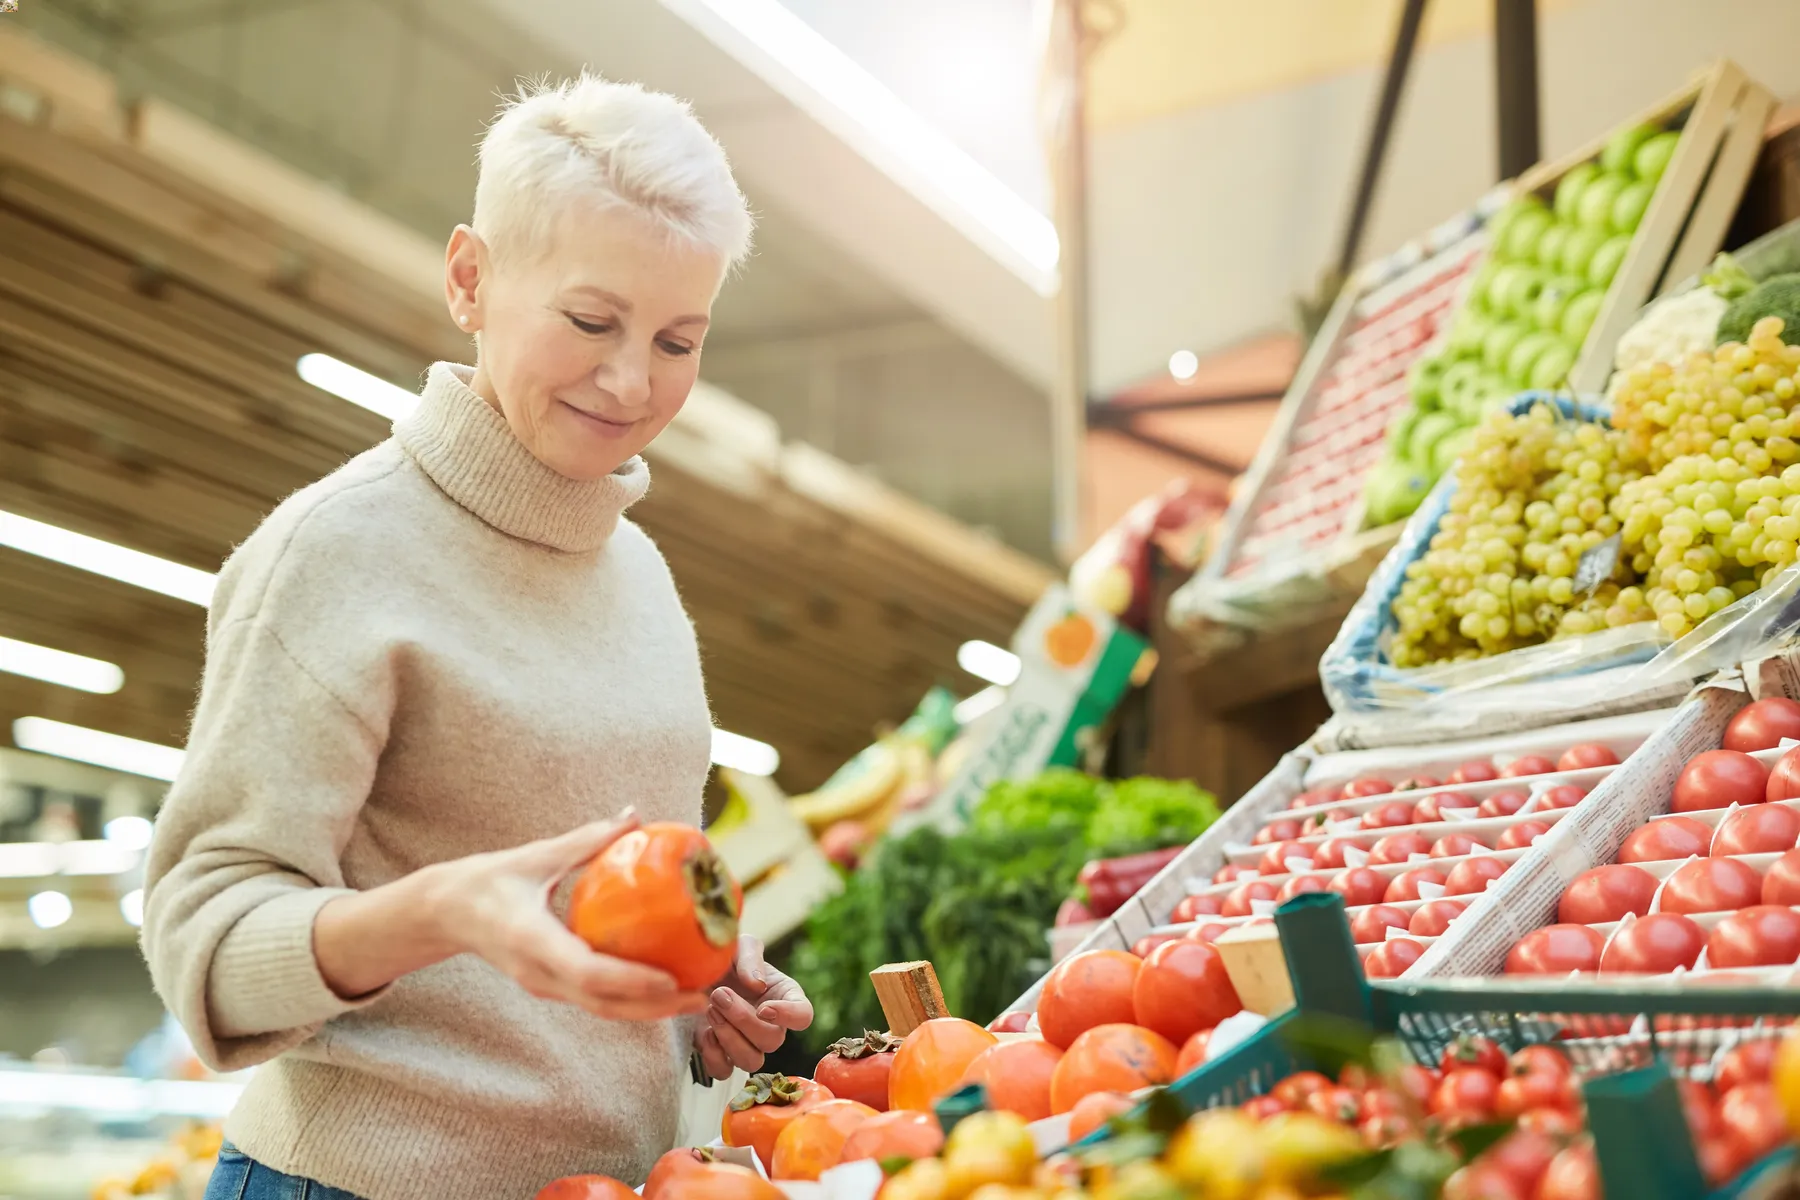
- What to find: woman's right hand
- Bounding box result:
[317,808,709,1022]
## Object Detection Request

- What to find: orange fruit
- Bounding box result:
[1176,1029,1212,1076]
[1066,1091,1135,1144]
[672,1164,786,1199]
[770,1099,877,1181]
[889,1018,998,1112]
[534,1177,637,1200]
[960,1038,1063,1122]
[1049,1024,1178,1114]
[1133,940,1241,1046]
[836,1109,944,1167]
[1038,950,1141,1050]
[720,1074,834,1172]
[1045,612,1098,667]
[567,823,741,990]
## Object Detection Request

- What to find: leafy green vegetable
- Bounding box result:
[791,770,1219,1050]
[1718,273,1800,347]
[1702,251,1757,301]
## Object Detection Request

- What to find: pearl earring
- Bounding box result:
[458,314,470,326]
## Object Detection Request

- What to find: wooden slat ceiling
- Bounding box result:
[0,36,1054,793]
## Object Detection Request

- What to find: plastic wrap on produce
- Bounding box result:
[1404,662,1800,979]
[1320,392,1800,723]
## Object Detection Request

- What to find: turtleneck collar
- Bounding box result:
[394,363,650,553]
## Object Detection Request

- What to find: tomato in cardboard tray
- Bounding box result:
[1618,815,1714,863]
[1505,925,1605,974]
[1723,697,1800,753]
[1430,833,1489,858]
[1449,760,1500,784]
[1385,867,1448,903]
[1416,792,1478,822]
[1673,750,1771,812]
[1541,784,1589,809]
[1763,849,1800,904]
[1171,893,1223,922]
[1370,832,1433,864]
[1222,880,1279,917]
[1329,867,1388,907]
[1599,912,1706,973]
[1768,746,1800,802]
[1497,820,1552,851]
[1350,904,1411,944]
[1259,840,1313,875]
[1445,856,1510,895]
[1313,836,1365,869]
[1713,803,1800,856]
[1410,899,1468,936]
[1503,755,1557,778]
[1361,801,1418,830]
[1705,905,1800,968]
[1558,864,1658,924]
[1557,743,1621,770]
[1253,818,1304,846]
[1660,856,1763,914]
[1342,777,1395,800]
[1478,791,1530,819]
[1364,938,1425,978]
[1277,874,1332,904]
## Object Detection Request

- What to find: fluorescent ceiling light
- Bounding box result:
[957,640,1022,687]
[711,728,780,777]
[0,512,215,606]
[660,0,1059,294]
[104,815,154,850]
[0,635,124,694]
[0,843,56,878]
[13,717,185,783]
[953,685,1007,725]
[120,888,145,928]
[27,891,72,930]
[0,840,141,879]
[297,353,419,421]
[0,1066,244,1119]
[1169,350,1200,381]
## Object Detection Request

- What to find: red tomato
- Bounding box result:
[1537,1142,1601,1200]
[987,1012,1031,1034]
[1363,938,1426,978]
[1443,1163,1529,1200]
[1312,836,1365,870]
[1440,1034,1508,1078]
[1619,815,1715,863]
[1680,1078,1722,1138]
[1707,905,1800,968]
[1306,1085,1363,1124]
[1396,774,1443,792]
[1715,803,1800,856]
[1270,1071,1332,1109]
[1661,856,1764,915]
[1558,864,1659,924]
[1541,784,1589,810]
[1131,933,1183,958]
[1478,791,1530,819]
[1349,904,1412,944]
[1370,832,1433,865]
[1434,1067,1501,1116]
[1252,818,1304,846]
[1725,698,1800,752]
[1384,867,1449,904]
[1221,879,1279,917]
[1360,801,1417,830]
[1186,922,1231,944]
[1717,1040,1777,1094]
[1410,899,1468,936]
[1557,743,1620,771]
[1770,746,1800,802]
[1341,777,1395,799]
[1132,940,1242,1045]
[1431,833,1489,858]
[1329,867,1389,908]
[1358,1085,1400,1116]
[1496,820,1552,851]
[1484,1129,1561,1191]
[1171,893,1224,922]
[1673,750,1771,812]
[1764,849,1800,904]
[1508,1045,1572,1080]
[1518,1107,1583,1137]
[1276,873,1332,904]
[1289,788,1337,810]
[1415,792,1478,822]
[1450,760,1500,785]
[1213,864,1257,885]
[1242,1094,1288,1120]
[1720,1082,1787,1163]
[1360,1113,1415,1148]
[1600,912,1706,973]
[1396,1064,1440,1106]
[1505,925,1605,974]
[1445,856,1510,896]
[1699,1136,1749,1187]
[1503,756,1557,778]
[1259,840,1316,876]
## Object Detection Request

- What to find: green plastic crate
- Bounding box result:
[1097,893,1800,1199]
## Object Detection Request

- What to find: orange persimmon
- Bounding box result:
[1049,1024,1177,1114]
[836,1109,944,1167]
[567,822,742,990]
[1037,950,1141,1050]
[889,1018,998,1112]
[959,1038,1063,1122]
[770,1099,878,1181]
[720,1073,833,1172]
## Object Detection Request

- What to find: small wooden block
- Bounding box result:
[1212,923,1296,1018]
[870,960,949,1036]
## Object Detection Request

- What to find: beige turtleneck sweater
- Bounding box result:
[141,363,713,1199]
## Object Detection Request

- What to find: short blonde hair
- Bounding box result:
[473,73,753,269]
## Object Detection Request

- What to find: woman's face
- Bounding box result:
[446,205,725,481]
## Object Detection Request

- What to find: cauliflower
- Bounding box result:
[1606,286,1728,396]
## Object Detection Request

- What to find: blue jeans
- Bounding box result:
[204,1143,366,1200]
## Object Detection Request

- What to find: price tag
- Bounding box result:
[1575,533,1622,596]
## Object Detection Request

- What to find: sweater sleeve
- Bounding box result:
[142,612,394,1072]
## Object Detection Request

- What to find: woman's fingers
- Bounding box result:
[694,1026,734,1081]
[709,988,787,1054]
[523,808,640,878]
[730,936,771,997]
[706,1008,766,1073]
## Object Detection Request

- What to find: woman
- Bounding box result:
[142,74,812,1200]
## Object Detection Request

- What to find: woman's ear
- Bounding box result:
[445,225,485,333]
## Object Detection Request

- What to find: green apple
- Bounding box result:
[1634,130,1681,184]
[1407,411,1462,470]
[1489,263,1529,314]
[1477,371,1519,413]
[1483,322,1527,375]
[1468,258,1501,311]
[1602,123,1660,175]
[1500,265,1548,318]
[1536,224,1571,272]
[1507,330,1560,387]
[1389,406,1424,458]
[1441,359,1484,415]
[1560,226,1608,277]
[1433,428,1475,477]
[1532,275,1585,333]
[1555,163,1599,222]
[1577,173,1628,230]
[1588,234,1632,288]
[1561,289,1605,347]
[1449,308,1493,356]
[1612,180,1655,234]
[1529,339,1578,390]
[1408,355,1448,410]
[1488,196,1549,252]
[1504,205,1555,262]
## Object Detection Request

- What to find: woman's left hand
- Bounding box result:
[693,936,813,1079]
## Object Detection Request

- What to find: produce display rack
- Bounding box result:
[710,769,843,947]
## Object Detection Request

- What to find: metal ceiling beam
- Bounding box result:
[1088,388,1285,418]
[1495,0,1542,179]
[1336,0,1428,279]
[1095,423,1246,478]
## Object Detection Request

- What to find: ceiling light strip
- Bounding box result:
[12,717,186,783]
[0,635,125,694]
[0,511,215,606]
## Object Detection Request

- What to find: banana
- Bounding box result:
[787,738,905,832]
